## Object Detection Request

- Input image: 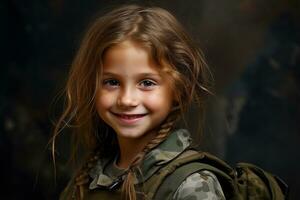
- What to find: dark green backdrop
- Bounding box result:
[1,0,299,199]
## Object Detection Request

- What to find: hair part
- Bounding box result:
[52,4,213,200]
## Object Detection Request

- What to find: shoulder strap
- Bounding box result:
[143,149,288,200]
[153,162,223,200]
[143,150,241,200]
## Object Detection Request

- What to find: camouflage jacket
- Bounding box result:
[87,129,225,200]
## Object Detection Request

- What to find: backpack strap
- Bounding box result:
[143,149,288,200]
[143,150,241,200]
[153,162,225,200]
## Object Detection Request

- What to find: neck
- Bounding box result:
[116,131,156,169]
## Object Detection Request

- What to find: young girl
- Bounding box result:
[54,4,225,200]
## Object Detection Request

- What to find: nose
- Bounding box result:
[117,86,139,108]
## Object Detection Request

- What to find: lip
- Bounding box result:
[112,112,147,125]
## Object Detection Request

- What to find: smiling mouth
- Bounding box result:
[112,113,147,124]
[114,113,147,119]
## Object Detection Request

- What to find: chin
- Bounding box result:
[114,126,152,140]
[116,130,145,139]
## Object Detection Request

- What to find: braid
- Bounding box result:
[69,111,180,200]
[142,114,178,154]
[121,112,179,200]
[72,151,100,200]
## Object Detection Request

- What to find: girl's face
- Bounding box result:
[96,40,173,142]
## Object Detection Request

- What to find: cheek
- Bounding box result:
[95,91,114,113]
[144,89,173,112]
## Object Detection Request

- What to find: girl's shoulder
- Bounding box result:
[173,170,225,200]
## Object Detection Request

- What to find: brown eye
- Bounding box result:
[139,79,157,90]
[103,79,120,87]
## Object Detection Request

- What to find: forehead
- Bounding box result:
[102,40,160,74]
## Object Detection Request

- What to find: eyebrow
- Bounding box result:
[102,72,161,78]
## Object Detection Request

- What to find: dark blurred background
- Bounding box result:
[1,0,299,199]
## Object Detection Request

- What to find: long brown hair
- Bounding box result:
[52,4,212,200]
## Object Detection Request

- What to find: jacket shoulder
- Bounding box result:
[173,170,226,200]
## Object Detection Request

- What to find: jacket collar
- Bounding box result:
[88,129,192,190]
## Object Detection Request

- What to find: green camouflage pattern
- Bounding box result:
[138,129,192,182]
[88,129,225,199]
[89,156,123,189]
[89,129,192,188]
[173,170,225,200]
[235,162,286,199]
[61,128,287,200]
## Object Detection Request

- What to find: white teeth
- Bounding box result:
[116,114,146,119]
[122,115,141,119]
[112,112,147,120]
